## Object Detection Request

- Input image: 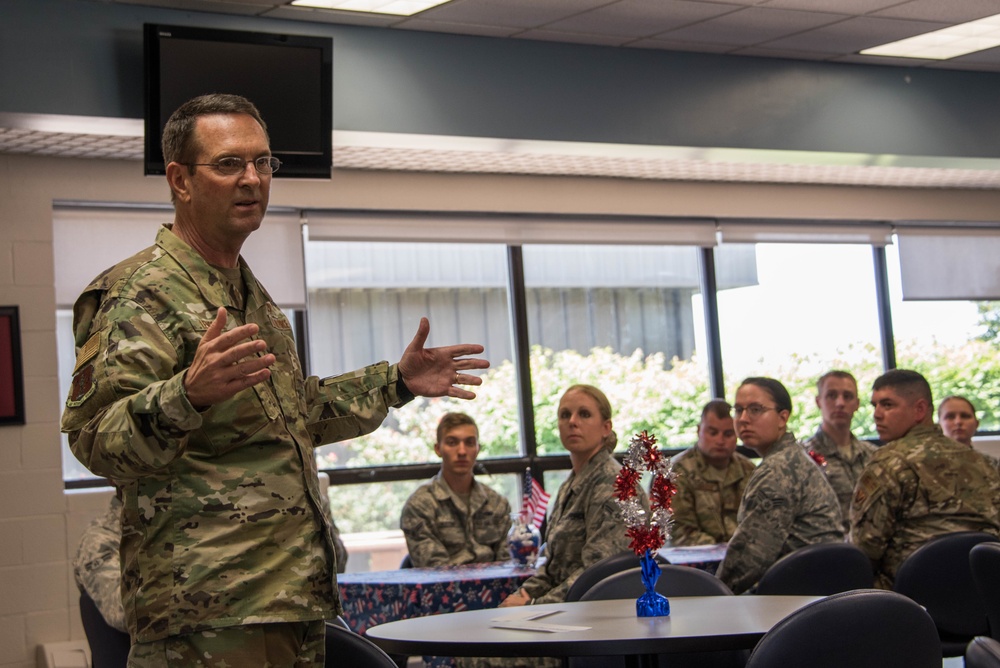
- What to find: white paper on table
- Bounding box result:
[490,609,590,633]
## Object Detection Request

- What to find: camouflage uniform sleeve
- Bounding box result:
[849,455,904,578]
[303,362,404,446]
[670,472,718,546]
[492,496,514,561]
[61,296,203,480]
[716,465,797,594]
[72,498,127,633]
[400,491,454,567]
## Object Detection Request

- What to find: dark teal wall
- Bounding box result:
[4,0,1000,158]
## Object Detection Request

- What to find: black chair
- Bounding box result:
[565,550,665,602]
[971,541,1000,641]
[324,622,400,668]
[893,531,999,656]
[579,563,734,600]
[967,636,1000,668]
[571,564,741,668]
[78,591,131,668]
[754,541,874,595]
[399,553,414,569]
[744,589,941,668]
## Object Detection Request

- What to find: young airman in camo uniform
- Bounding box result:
[803,370,876,532]
[670,399,756,546]
[851,370,1000,589]
[716,377,843,595]
[61,94,487,666]
[401,412,511,567]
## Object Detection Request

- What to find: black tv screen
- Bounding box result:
[144,23,332,179]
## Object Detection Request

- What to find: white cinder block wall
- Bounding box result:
[6,149,1000,667]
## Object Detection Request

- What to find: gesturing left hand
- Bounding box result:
[397,317,490,400]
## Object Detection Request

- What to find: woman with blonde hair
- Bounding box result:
[501,384,643,607]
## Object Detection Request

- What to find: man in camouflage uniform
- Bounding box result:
[803,370,876,532]
[60,94,487,666]
[716,378,843,595]
[401,413,512,566]
[851,369,1000,589]
[670,399,756,546]
[73,487,351,637]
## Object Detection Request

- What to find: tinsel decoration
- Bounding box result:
[614,431,676,617]
[808,449,827,467]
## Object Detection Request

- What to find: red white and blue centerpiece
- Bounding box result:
[614,431,677,617]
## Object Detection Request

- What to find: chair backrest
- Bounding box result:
[971,542,1000,641]
[580,564,733,601]
[968,636,1000,668]
[325,622,399,668]
[399,553,414,569]
[755,541,874,595]
[565,550,644,602]
[893,531,998,638]
[744,589,941,668]
[78,591,131,668]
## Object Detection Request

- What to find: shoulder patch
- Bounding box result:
[67,362,96,407]
[73,333,100,373]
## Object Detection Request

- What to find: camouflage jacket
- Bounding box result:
[669,446,756,546]
[400,472,512,567]
[850,424,1000,589]
[61,226,405,642]
[803,427,877,532]
[519,450,645,604]
[716,432,843,594]
[73,495,126,633]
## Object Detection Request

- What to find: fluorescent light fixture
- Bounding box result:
[291,0,452,15]
[861,13,1000,60]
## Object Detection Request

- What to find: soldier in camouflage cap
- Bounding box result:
[716,377,843,595]
[60,94,488,666]
[850,370,1000,589]
[401,412,512,566]
[803,370,876,532]
[670,399,756,546]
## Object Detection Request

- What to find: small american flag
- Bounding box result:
[521,468,551,528]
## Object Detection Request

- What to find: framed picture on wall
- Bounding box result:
[0,306,25,425]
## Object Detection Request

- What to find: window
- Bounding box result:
[304,239,517,470]
[886,240,1000,432]
[715,242,883,439]
[520,244,715,455]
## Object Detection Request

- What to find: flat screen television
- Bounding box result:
[144,23,333,179]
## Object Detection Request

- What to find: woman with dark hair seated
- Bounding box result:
[715,377,843,594]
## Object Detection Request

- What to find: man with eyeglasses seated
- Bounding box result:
[803,370,876,532]
[61,94,489,667]
[401,412,512,567]
[715,377,843,595]
[850,370,1000,589]
[669,399,756,546]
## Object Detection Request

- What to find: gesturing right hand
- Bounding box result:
[183,307,276,409]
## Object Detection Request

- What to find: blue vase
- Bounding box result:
[636,549,670,617]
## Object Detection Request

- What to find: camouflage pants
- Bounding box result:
[126,620,326,668]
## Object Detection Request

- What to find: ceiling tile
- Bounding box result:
[391,18,520,37]
[540,0,740,39]
[761,16,948,53]
[413,0,615,30]
[657,6,847,46]
[871,0,1000,23]
[760,0,905,13]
